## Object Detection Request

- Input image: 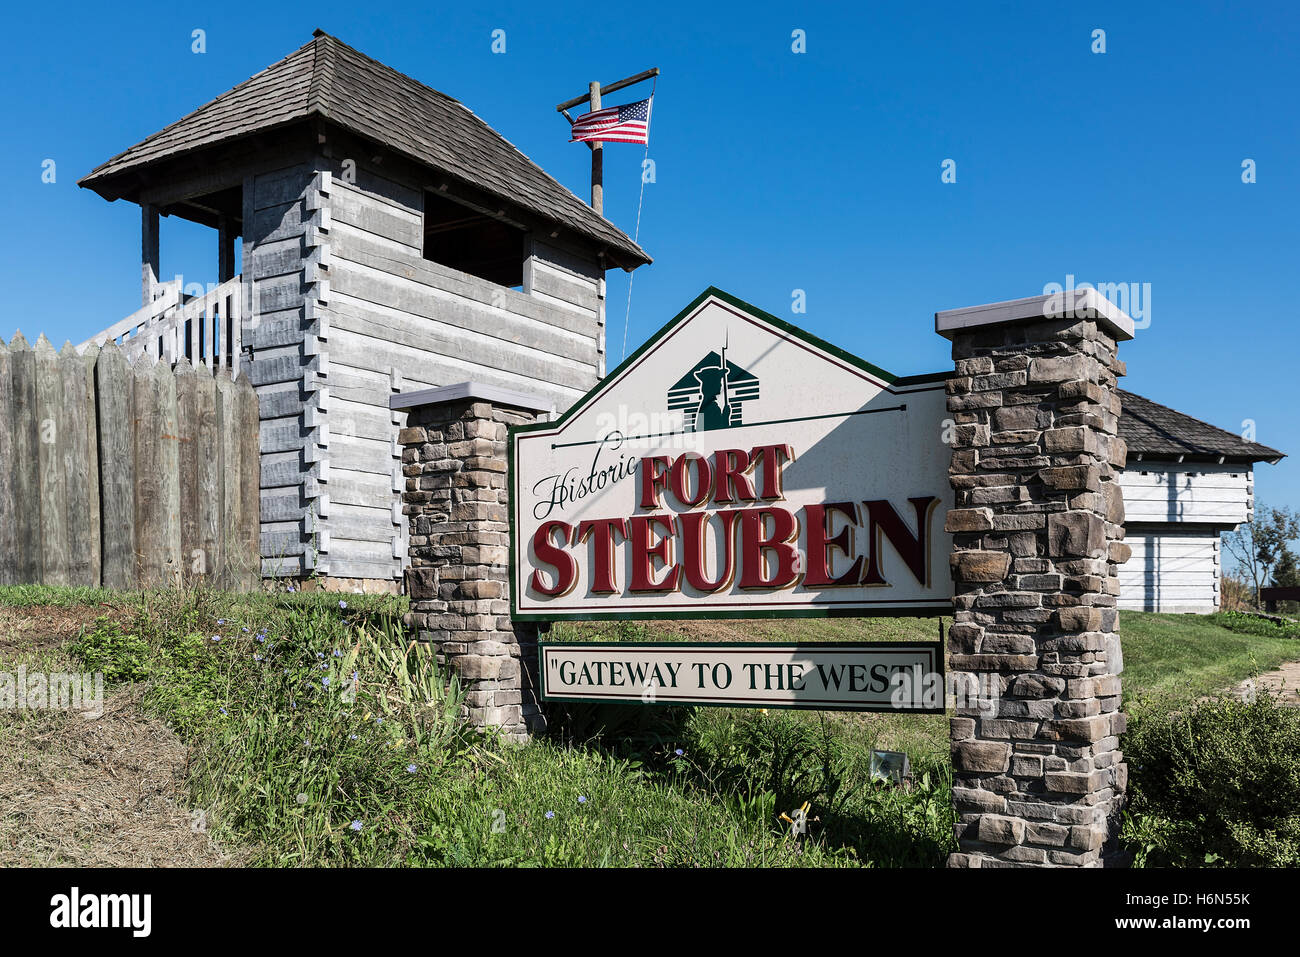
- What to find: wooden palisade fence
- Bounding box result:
[0,333,259,590]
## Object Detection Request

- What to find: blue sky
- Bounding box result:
[2,1,1297,512]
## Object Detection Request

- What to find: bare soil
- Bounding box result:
[0,605,110,657]
[1235,660,1300,707]
[0,604,236,867]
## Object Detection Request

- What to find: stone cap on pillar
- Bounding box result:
[935,289,1135,342]
[389,381,555,414]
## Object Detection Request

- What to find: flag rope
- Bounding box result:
[620,76,656,362]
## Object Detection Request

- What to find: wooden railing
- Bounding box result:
[79,275,244,374]
[78,279,181,352]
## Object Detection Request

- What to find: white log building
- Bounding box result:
[1115,390,1283,613]
[78,30,650,590]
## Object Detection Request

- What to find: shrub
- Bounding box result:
[71,617,152,683]
[1207,610,1300,640]
[144,630,228,737]
[683,709,851,815]
[677,708,955,866]
[1123,692,1300,867]
[169,601,480,864]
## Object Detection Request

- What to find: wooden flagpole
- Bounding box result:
[557,67,659,217]
[588,81,603,215]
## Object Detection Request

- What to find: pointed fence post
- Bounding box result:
[96,343,136,589]
[132,355,165,586]
[8,334,41,583]
[175,359,202,585]
[214,372,241,589]
[0,339,14,585]
[195,365,221,587]
[59,341,97,586]
[80,343,103,586]
[34,335,70,586]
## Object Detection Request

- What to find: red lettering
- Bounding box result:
[750,444,794,499]
[712,449,757,504]
[577,517,629,594]
[669,452,713,508]
[738,507,800,589]
[530,521,577,596]
[679,510,741,592]
[639,455,671,509]
[803,502,864,587]
[629,514,681,592]
[861,496,937,586]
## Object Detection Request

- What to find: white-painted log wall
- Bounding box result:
[1118,462,1253,526]
[308,159,603,581]
[1117,530,1223,613]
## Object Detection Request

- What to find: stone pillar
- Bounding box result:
[391,383,554,742]
[936,290,1134,868]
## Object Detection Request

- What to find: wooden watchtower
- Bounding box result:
[79,30,651,590]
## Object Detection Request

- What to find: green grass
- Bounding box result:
[3,584,1297,868]
[547,614,947,645]
[1118,612,1299,702]
[0,584,134,608]
[5,585,941,866]
[385,741,865,867]
[1208,609,1300,640]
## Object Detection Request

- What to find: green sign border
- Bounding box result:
[507,286,953,623]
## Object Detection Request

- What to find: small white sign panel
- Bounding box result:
[540,642,945,712]
[510,289,954,620]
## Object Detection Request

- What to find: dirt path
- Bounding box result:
[1234,660,1300,707]
[0,605,236,867]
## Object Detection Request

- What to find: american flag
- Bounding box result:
[569,97,653,145]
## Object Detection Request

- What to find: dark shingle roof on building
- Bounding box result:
[79,30,650,268]
[1118,389,1284,463]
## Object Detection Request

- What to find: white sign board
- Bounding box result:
[540,642,945,712]
[510,289,954,621]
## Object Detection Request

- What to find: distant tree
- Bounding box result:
[1224,504,1300,607]
[1273,547,1299,587]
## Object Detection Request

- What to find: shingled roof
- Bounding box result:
[78,30,650,269]
[1118,389,1284,463]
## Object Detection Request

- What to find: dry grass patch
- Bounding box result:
[0,604,238,867]
[0,605,111,658]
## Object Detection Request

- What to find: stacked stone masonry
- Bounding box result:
[397,399,544,742]
[945,315,1130,868]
